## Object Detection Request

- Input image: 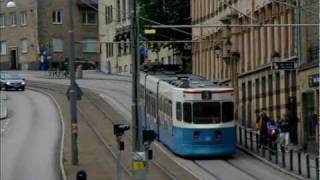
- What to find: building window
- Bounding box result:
[116,0,121,22]
[122,0,126,21]
[0,41,7,55]
[20,11,27,26]
[82,39,98,53]
[82,10,97,25]
[52,38,64,52]
[168,56,171,64]
[52,10,63,24]
[0,14,5,27]
[21,39,28,53]
[9,12,16,26]
[105,6,113,24]
[106,43,114,57]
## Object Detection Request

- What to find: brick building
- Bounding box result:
[190,0,313,146]
[0,0,99,70]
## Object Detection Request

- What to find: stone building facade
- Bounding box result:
[298,0,319,153]
[191,0,305,143]
[0,0,99,70]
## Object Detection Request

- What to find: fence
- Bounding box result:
[48,69,69,79]
[237,125,319,180]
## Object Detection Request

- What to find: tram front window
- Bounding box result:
[193,102,221,124]
[222,102,234,122]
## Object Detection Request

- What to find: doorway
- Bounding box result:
[10,50,17,70]
[302,92,317,154]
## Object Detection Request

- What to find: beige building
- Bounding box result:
[0,0,99,70]
[98,0,182,74]
[298,0,319,153]
[191,0,304,143]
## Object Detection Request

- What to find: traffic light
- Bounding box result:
[114,124,130,137]
[142,130,157,144]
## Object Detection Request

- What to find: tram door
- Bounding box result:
[302,92,317,154]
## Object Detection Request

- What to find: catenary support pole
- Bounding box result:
[68,0,78,165]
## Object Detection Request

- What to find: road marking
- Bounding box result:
[0,118,10,134]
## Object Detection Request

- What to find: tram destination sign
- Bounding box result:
[202,91,212,100]
[272,61,296,70]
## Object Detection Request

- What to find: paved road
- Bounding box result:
[18,71,299,179]
[0,90,61,180]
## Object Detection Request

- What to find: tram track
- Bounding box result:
[27,80,296,180]
[28,81,178,180]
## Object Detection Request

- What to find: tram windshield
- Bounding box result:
[182,101,234,124]
[193,102,221,124]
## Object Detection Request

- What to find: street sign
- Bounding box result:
[144,29,156,34]
[271,61,296,70]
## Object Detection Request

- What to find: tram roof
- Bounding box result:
[140,64,231,89]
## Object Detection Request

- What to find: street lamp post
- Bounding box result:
[68,0,78,165]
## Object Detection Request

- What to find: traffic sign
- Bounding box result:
[271,61,296,70]
[144,29,156,34]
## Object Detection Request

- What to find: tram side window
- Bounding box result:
[176,102,182,121]
[222,102,234,122]
[183,103,192,123]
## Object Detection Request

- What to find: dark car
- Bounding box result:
[63,58,97,70]
[0,73,26,91]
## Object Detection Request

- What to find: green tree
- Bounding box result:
[138,0,191,72]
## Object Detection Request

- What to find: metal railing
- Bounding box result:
[237,125,319,180]
[48,69,69,79]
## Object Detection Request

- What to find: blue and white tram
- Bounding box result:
[139,65,236,157]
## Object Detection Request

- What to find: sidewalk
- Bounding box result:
[237,125,319,180]
[0,92,8,120]
[16,70,132,82]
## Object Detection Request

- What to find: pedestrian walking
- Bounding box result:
[256,111,270,147]
[278,114,290,151]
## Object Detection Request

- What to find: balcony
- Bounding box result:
[77,0,98,8]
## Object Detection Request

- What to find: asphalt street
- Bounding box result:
[20,71,298,180]
[0,90,61,180]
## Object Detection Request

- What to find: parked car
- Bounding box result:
[63,58,97,70]
[0,73,26,91]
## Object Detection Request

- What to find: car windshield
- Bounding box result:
[4,74,22,80]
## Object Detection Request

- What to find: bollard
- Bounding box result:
[316,157,319,180]
[239,126,243,146]
[244,128,248,148]
[275,147,278,164]
[76,170,87,180]
[306,154,310,178]
[289,150,293,171]
[256,133,259,153]
[262,145,266,157]
[268,146,272,161]
[298,151,302,175]
[250,131,253,151]
[282,146,286,168]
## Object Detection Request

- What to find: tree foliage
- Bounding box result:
[138,0,191,52]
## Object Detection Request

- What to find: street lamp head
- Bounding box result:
[6,1,16,8]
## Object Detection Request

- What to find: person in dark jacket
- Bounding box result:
[278,114,290,151]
